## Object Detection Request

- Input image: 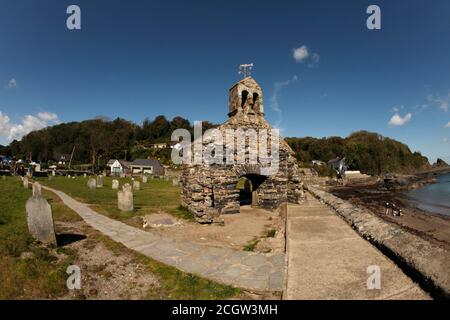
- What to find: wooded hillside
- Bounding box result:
[1,118,429,174]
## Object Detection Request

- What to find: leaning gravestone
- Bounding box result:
[142,175,148,183]
[133,181,140,191]
[87,177,96,190]
[23,177,29,189]
[112,179,119,190]
[96,175,103,188]
[26,183,57,246]
[118,184,133,212]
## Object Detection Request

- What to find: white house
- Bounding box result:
[107,159,131,176]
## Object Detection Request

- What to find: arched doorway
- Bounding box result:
[236,174,267,206]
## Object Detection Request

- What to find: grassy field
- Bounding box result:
[0,176,240,299]
[0,177,78,299]
[38,175,193,222]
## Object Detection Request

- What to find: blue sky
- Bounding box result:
[0,0,449,162]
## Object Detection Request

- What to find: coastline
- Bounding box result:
[327,169,450,251]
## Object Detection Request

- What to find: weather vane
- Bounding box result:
[238,63,254,78]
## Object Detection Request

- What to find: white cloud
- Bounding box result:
[270,75,298,129]
[292,45,320,67]
[444,122,450,128]
[443,137,449,143]
[0,111,60,142]
[292,46,309,62]
[392,105,406,113]
[388,113,412,127]
[37,111,59,122]
[428,93,449,112]
[7,78,18,89]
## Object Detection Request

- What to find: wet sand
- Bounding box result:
[329,182,450,251]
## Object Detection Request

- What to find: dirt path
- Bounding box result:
[284,193,430,300]
[42,185,284,292]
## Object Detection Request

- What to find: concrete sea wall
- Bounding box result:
[307,186,450,299]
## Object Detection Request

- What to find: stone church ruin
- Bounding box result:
[181,76,305,223]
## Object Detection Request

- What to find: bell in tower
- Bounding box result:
[228,76,264,118]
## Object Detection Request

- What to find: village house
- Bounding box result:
[107,159,132,176]
[148,142,168,149]
[130,158,164,176]
[148,141,179,149]
[53,153,71,165]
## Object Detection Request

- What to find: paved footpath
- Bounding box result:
[284,193,430,299]
[43,185,284,292]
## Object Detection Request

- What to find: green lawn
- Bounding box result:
[38,175,193,221]
[0,176,241,300]
[0,177,77,299]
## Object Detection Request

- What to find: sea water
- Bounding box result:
[405,173,450,216]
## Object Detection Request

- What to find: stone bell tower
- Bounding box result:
[228,77,264,118]
[181,74,306,223]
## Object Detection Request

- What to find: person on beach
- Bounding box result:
[385,202,392,215]
[384,202,403,217]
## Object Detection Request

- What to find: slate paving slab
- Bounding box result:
[41,185,284,292]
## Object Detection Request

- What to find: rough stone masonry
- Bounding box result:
[181,76,305,223]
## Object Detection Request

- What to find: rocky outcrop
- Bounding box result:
[383,173,436,191]
[433,158,449,168]
[308,185,450,298]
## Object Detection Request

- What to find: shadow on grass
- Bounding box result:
[56,233,87,247]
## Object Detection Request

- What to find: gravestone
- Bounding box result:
[118,184,133,212]
[48,175,52,181]
[96,175,103,188]
[133,181,140,191]
[23,177,29,189]
[26,186,57,246]
[112,179,119,190]
[52,170,56,177]
[67,175,71,179]
[83,173,87,178]
[87,177,96,190]
[2,175,6,180]
[32,182,42,197]
[142,175,148,183]
[123,183,132,192]
[172,178,179,186]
